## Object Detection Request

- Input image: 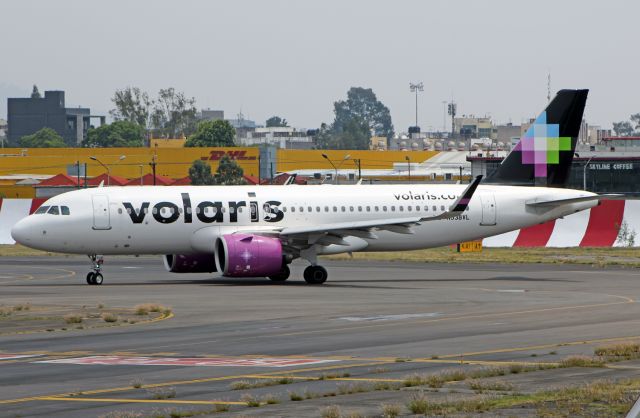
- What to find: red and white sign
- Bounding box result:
[38,355,337,367]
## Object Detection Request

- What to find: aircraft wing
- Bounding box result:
[525,193,624,207]
[237,176,483,245]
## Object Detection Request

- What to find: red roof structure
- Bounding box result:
[264,173,309,185]
[86,173,129,187]
[243,175,260,185]
[125,173,173,186]
[170,176,192,185]
[36,173,81,187]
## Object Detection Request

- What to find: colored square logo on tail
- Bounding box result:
[518,111,572,178]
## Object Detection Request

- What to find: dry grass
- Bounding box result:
[319,405,341,418]
[239,393,260,407]
[594,341,640,360]
[229,378,294,390]
[100,312,118,323]
[261,393,280,404]
[12,303,31,311]
[406,391,429,414]
[134,303,171,316]
[380,403,402,418]
[559,355,605,368]
[147,386,176,400]
[130,378,144,389]
[63,313,83,324]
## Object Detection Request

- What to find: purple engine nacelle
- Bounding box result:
[163,254,217,273]
[215,234,283,277]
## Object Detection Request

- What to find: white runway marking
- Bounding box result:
[336,313,442,322]
[37,355,338,368]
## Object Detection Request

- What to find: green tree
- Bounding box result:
[315,118,370,149]
[188,160,215,185]
[82,121,145,147]
[184,120,236,147]
[151,88,198,138]
[333,87,393,140]
[31,85,41,99]
[110,87,152,127]
[613,121,635,136]
[19,128,66,148]
[214,155,246,185]
[266,116,288,127]
[630,113,640,132]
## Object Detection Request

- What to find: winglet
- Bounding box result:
[450,175,482,212]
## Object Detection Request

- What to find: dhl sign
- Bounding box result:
[457,241,482,253]
[201,150,257,161]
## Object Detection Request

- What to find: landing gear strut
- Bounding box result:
[303,265,328,285]
[86,255,104,285]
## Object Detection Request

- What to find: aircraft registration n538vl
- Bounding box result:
[12,90,607,285]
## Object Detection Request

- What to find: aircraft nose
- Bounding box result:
[11,217,33,245]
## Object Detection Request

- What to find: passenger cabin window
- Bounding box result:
[35,206,50,214]
[61,206,70,215]
[47,206,60,215]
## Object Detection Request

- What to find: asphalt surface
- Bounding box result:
[1,256,640,417]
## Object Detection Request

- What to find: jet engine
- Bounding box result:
[214,234,283,277]
[163,254,217,273]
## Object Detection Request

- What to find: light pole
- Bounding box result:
[583,156,594,191]
[90,155,125,186]
[138,165,144,185]
[322,153,350,184]
[442,101,447,132]
[409,82,424,129]
[353,158,362,180]
[405,155,411,183]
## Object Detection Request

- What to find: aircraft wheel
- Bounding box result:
[93,273,104,285]
[86,272,95,285]
[269,265,290,282]
[303,265,328,285]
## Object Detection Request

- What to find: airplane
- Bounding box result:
[12,89,605,285]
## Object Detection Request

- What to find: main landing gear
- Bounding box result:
[86,255,104,285]
[303,265,328,285]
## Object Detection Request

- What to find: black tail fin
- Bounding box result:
[486,89,588,187]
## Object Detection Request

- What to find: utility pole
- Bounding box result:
[76,161,81,189]
[405,155,411,183]
[353,158,361,180]
[409,82,424,129]
[442,101,447,132]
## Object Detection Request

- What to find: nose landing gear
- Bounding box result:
[86,255,104,285]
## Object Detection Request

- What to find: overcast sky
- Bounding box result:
[1,0,637,132]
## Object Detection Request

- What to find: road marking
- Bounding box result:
[336,312,442,322]
[0,354,42,361]
[38,355,338,368]
[36,397,245,405]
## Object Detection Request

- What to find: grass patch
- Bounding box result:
[380,403,402,418]
[261,393,280,404]
[319,405,341,418]
[63,313,83,324]
[130,378,144,389]
[594,341,640,360]
[559,355,605,368]
[240,393,260,407]
[147,387,176,400]
[289,391,304,401]
[229,378,294,390]
[406,391,429,414]
[100,312,118,323]
[214,404,229,412]
[13,303,31,311]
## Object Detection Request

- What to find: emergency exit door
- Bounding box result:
[480,194,497,226]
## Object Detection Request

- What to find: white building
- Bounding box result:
[240,126,314,149]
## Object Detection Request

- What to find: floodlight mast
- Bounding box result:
[409,82,424,128]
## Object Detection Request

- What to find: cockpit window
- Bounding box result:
[61,206,70,215]
[47,206,60,215]
[35,206,50,214]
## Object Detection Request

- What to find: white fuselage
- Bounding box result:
[11,184,598,256]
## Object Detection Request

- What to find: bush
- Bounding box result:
[240,393,260,407]
[319,405,341,418]
[406,392,429,414]
[101,312,118,323]
[64,314,83,324]
[381,403,401,418]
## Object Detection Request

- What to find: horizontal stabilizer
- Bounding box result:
[525,194,623,207]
